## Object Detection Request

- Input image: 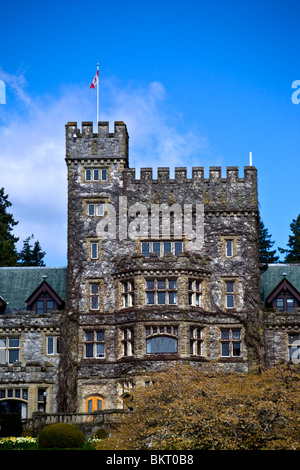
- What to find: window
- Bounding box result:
[188,280,201,306]
[90,283,100,310]
[141,241,183,258]
[121,281,134,307]
[38,388,47,412]
[122,328,134,356]
[88,203,104,216]
[275,297,296,312]
[85,330,105,358]
[221,237,236,259]
[85,169,92,181]
[276,298,284,311]
[221,329,241,357]
[121,382,134,410]
[0,388,28,400]
[146,279,177,305]
[145,326,178,354]
[0,337,20,364]
[34,297,57,314]
[85,168,107,182]
[86,396,104,413]
[91,242,99,259]
[288,333,300,362]
[47,336,61,355]
[226,240,233,257]
[87,239,101,261]
[226,282,235,308]
[190,327,202,355]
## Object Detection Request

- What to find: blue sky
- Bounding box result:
[0,0,299,266]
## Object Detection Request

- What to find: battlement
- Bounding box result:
[122,165,258,211]
[65,121,129,162]
[123,165,257,185]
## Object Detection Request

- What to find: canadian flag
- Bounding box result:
[90,68,99,89]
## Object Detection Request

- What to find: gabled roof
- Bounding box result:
[26,279,65,307]
[0,267,67,314]
[260,264,300,305]
[266,277,300,305]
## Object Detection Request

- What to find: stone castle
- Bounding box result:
[0,121,299,423]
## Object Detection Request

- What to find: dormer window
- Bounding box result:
[266,277,300,313]
[36,298,56,314]
[26,280,64,314]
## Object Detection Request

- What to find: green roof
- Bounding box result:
[260,264,300,303]
[0,267,67,313]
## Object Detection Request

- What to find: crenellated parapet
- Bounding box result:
[65,121,129,164]
[123,165,258,211]
[123,165,256,184]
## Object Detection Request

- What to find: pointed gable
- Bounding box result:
[266,276,300,312]
[25,280,64,309]
[0,267,66,313]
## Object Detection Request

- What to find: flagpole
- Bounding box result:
[97,63,99,124]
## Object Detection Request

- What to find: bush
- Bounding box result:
[38,423,85,449]
[95,428,108,439]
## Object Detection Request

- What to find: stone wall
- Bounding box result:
[0,312,61,417]
[62,121,262,413]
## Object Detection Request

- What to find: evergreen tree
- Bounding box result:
[259,219,279,263]
[18,234,46,266]
[0,187,19,266]
[279,214,300,263]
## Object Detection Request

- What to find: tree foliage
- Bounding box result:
[259,219,279,263]
[0,187,19,266]
[279,214,300,263]
[98,364,300,450]
[18,234,46,266]
[0,188,46,266]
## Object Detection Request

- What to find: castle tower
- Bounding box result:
[62,121,261,413]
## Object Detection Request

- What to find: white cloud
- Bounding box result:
[0,70,211,265]
[101,79,211,175]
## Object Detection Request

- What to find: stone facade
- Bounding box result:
[0,313,61,418]
[62,120,262,413]
[1,121,299,421]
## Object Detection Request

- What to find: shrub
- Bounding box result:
[95,428,108,439]
[38,423,85,449]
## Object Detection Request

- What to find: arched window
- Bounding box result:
[146,336,178,354]
[122,393,133,411]
[85,396,104,413]
[145,326,178,355]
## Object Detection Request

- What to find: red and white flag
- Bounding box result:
[90,67,99,89]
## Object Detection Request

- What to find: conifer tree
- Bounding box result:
[18,234,46,266]
[259,219,279,263]
[279,214,300,263]
[0,187,19,266]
